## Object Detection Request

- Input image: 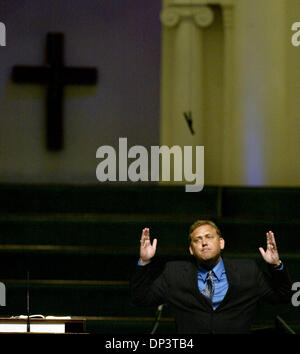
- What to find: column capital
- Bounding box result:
[221,3,234,29]
[160,5,214,28]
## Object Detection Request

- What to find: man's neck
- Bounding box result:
[197,256,221,270]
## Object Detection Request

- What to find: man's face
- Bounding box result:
[189,224,225,264]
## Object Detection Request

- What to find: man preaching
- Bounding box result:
[130,220,292,334]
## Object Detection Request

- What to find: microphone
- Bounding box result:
[26,270,30,332]
[150,304,164,334]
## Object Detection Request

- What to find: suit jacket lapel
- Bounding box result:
[186,258,215,310]
[215,258,240,311]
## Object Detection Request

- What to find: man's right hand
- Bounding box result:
[139,228,157,265]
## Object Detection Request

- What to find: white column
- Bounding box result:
[160,2,215,148]
[220,2,236,184]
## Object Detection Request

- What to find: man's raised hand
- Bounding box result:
[139,228,157,265]
[259,231,281,266]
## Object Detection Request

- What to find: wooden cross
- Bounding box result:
[12,32,98,151]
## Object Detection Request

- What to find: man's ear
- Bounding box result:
[220,237,225,250]
[189,244,194,256]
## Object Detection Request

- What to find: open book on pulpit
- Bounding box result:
[0,315,85,333]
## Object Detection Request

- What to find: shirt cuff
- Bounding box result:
[273,261,284,270]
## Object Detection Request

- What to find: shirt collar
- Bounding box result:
[197,258,225,281]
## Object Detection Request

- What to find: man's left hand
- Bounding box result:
[259,231,281,266]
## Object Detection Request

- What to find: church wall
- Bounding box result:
[160,0,300,187]
[0,0,161,183]
[0,0,299,187]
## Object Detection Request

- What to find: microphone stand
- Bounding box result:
[26,270,30,332]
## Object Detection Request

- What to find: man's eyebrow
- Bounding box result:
[194,233,212,238]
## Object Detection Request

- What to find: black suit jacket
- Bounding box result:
[130,257,292,334]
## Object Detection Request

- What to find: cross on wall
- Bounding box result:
[12,32,98,151]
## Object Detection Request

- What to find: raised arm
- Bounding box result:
[131,228,167,307]
[257,231,292,304]
[258,231,281,266]
[139,227,157,265]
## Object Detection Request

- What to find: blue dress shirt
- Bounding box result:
[197,258,228,310]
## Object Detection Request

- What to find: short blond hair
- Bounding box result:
[188,220,221,242]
